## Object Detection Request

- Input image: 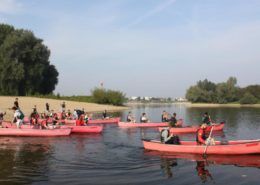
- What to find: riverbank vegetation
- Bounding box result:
[186,77,260,104]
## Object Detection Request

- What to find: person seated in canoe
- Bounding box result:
[66,109,72,119]
[0,111,6,127]
[30,107,39,125]
[126,111,135,122]
[76,114,86,126]
[140,113,149,123]
[160,128,180,144]
[169,113,183,127]
[12,106,24,128]
[84,113,89,124]
[202,112,212,125]
[103,110,109,119]
[161,111,169,122]
[197,123,216,145]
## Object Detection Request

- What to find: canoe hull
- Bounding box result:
[65,117,120,125]
[60,125,103,133]
[158,123,225,133]
[118,122,169,128]
[0,128,71,137]
[143,140,260,155]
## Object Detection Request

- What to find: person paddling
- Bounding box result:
[196,123,208,145]
[12,106,24,128]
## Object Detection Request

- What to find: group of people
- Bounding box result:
[160,112,214,145]
[0,98,108,129]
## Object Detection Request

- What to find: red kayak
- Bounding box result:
[158,123,225,133]
[143,139,260,155]
[60,125,103,133]
[65,117,120,125]
[0,127,71,137]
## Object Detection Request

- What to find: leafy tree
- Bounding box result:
[0,24,58,95]
[91,88,126,106]
[239,92,258,104]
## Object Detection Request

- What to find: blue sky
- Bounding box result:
[0,0,260,97]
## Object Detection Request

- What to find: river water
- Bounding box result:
[0,104,259,185]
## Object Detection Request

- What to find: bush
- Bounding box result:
[91,88,126,106]
[239,92,258,104]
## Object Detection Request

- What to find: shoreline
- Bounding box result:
[126,102,260,108]
[0,96,128,121]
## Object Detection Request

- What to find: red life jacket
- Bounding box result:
[196,128,207,144]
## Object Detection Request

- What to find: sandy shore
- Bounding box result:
[0,96,128,121]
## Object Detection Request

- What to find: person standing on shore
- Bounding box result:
[46,103,50,112]
[14,97,19,108]
[61,102,66,112]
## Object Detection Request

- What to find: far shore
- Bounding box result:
[0,96,128,121]
[126,102,260,108]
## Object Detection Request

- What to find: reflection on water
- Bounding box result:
[0,104,259,184]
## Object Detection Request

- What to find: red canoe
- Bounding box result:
[143,139,260,155]
[158,123,225,133]
[60,125,103,133]
[118,122,169,128]
[0,127,71,137]
[65,117,120,125]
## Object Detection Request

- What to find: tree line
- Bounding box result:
[0,24,58,95]
[186,77,260,104]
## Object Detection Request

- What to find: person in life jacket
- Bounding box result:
[196,123,208,145]
[202,112,212,125]
[76,114,86,126]
[160,128,180,145]
[12,106,24,128]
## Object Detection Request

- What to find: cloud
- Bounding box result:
[0,0,22,14]
[122,0,177,29]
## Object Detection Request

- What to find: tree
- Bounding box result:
[239,92,258,104]
[0,24,58,95]
[91,88,126,106]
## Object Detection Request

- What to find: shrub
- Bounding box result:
[91,88,126,106]
[239,92,258,104]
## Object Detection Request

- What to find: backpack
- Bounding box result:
[18,110,25,119]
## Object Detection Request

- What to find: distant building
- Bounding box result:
[175,97,188,102]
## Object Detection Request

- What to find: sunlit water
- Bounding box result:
[0,104,259,185]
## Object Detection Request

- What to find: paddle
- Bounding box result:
[203,125,214,158]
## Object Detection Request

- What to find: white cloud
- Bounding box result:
[122,0,177,29]
[0,0,22,14]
